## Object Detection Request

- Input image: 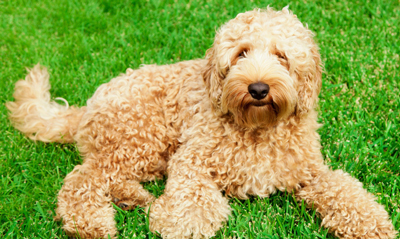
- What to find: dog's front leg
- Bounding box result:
[296,169,397,238]
[148,155,231,239]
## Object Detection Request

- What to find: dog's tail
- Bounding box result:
[6,64,86,143]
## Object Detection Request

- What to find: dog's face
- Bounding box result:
[203,7,322,129]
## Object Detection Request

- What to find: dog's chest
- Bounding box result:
[175,97,323,199]
[206,125,320,199]
[210,137,280,198]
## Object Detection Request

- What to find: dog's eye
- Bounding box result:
[238,51,247,58]
[277,53,286,61]
[276,53,289,69]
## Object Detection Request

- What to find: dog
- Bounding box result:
[6,7,397,239]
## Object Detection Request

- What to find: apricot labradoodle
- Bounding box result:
[7,7,397,239]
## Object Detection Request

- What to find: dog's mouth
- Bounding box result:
[251,101,268,107]
[249,100,278,114]
[247,93,275,107]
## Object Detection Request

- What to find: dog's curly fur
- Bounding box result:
[6,7,397,239]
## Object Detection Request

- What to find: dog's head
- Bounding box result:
[203,7,322,129]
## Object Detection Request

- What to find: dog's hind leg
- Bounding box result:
[55,158,161,238]
[55,162,117,239]
[110,179,156,210]
[296,169,397,239]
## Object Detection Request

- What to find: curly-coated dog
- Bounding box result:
[6,7,397,239]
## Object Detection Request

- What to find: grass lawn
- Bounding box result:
[1,0,399,238]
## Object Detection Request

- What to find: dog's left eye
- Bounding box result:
[277,53,286,61]
[276,52,289,69]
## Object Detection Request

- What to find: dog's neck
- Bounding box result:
[214,108,320,143]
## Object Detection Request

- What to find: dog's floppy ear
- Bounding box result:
[203,47,223,110]
[296,43,322,115]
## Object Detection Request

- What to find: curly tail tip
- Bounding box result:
[6,64,86,143]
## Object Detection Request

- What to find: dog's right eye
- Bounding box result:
[238,51,247,58]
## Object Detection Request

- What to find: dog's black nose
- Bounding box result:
[248,82,269,100]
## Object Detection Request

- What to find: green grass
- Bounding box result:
[1,0,399,238]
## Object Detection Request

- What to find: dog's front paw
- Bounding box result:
[148,194,230,239]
